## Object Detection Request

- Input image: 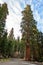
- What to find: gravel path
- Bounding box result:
[0,58,43,65]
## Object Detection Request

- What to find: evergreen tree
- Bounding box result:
[0,3,8,37]
[7,28,15,57]
[21,5,38,60]
[37,32,43,61]
[8,28,14,40]
[1,30,8,57]
[0,3,8,57]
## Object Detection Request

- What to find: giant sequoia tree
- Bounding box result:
[21,5,38,60]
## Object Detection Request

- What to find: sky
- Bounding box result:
[0,0,43,39]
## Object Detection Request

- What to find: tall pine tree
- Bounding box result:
[0,3,8,57]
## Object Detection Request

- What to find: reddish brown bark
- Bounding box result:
[25,45,30,61]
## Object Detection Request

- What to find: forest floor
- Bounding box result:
[0,58,43,65]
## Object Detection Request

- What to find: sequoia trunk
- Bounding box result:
[25,45,30,61]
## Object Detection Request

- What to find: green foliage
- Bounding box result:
[1,30,8,57]
[37,32,43,61]
[7,28,17,57]
[19,40,25,58]
[8,28,14,40]
[21,5,38,60]
[0,3,43,62]
[21,5,43,61]
[15,37,25,58]
[0,3,8,58]
[0,3,8,36]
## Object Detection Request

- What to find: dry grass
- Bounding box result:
[0,58,10,62]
